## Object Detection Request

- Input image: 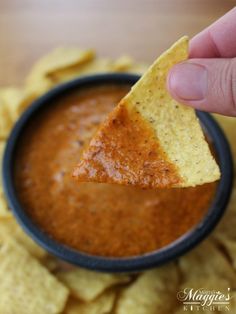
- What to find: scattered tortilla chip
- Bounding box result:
[0,99,13,140]
[0,215,46,259]
[116,264,179,314]
[27,47,95,77]
[215,236,236,270]
[49,56,148,84]
[0,142,9,217]
[0,192,10,217]
[48,58,113,84]
[213,188,236,240]
[214,114,236,174]
[73,36,220,189]
[212,187,236,269]
[56,267,130,302]
[0,87,25,122]
[25,76,54,95]
[0,87,36,118]
[180,276,230,291]
[112,56,149,74]
[26,48,95,93]
[64,291,116,314]
[43,257,77,273]
[112,55,134,71]
[127,62,149,74]
[179,240,236,288]
[229,292,236,313]
[18,93,37,114]
[42,255,60,272]
[0,237,69,314]
[226,186,236,213]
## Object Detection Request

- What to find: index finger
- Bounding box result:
[190,7,236,58]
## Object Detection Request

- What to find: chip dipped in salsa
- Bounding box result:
[14,84,217,257]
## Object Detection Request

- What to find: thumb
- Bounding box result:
[167,58,236,116]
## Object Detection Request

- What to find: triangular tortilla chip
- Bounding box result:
[0,237,68,314]
[73,36,220,188]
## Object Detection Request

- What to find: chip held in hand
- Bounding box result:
[73,36,220,188]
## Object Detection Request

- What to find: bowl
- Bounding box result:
[2,73,234,272]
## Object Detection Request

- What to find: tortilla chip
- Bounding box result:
[0,192,10,217]
[0,87,36,118]
[112,55,134,71]
[0,99,13,140]
[56,267,130,302]
[180,277,230,292]
[43,257,77,273]
[0,87,25,122]
[214,114,236,174]
[26,48,95,92]
[49,56,148,84]
[127,62,149,74]
[25,76,54,95]
[0,88,34,139]
[42,255,60,272]
[0,215,46,259]
[0,237,69,314]
[73,36,220,189]
[27,47,95,77]
[215,236,236,270]
[64,291,116,314]
[48,58,113,84]
[179,240,236,288]
[116,264,179,314]
[112,56,149,74]
[211,188,236,271]
[230,292,236,312]
[213,188,236,240]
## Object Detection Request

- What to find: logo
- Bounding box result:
[177,287,232,312]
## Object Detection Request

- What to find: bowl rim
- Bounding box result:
[2,73,234,273]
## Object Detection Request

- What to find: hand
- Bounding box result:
[167,7,236,116]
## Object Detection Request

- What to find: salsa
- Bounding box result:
[73,101,183,188]
[14,85,217,257]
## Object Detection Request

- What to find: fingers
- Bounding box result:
[167,7,236,116]
[190,7,236,58]
[167,58,236,116]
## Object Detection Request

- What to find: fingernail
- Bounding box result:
[168,63,207,101]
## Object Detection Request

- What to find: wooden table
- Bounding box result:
[0,0,235,86]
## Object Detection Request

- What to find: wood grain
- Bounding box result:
[0,0,235,86]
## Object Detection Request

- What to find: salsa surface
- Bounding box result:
[14,85,217,257]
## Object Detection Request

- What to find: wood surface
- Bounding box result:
[0,0,235,86]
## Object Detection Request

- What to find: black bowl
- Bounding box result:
[2,73,234,273]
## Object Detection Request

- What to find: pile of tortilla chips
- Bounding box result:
[0,47,236,314]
